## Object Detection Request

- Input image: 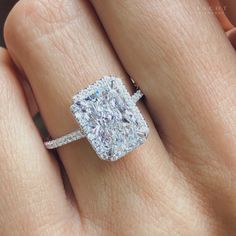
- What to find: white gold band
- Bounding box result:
[44,90,143,150]
[44,130,85,149]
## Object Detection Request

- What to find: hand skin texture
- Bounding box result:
[0,0,236,235]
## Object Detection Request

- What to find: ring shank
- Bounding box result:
[45,130,85,149]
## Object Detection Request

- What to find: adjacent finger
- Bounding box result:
[90,1,236,230]
[90,0,236,193]
[0,48,79,235]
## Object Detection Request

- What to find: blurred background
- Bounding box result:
[0,0,17,46]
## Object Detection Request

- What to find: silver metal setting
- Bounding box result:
[44,76,149,161]
[44,130,85,149]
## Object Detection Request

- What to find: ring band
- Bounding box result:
[44,76,149,161]
[44,90,143,149]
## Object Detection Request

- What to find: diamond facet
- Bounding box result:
[71,76,149,161]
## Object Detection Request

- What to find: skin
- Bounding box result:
[0,0,236,235]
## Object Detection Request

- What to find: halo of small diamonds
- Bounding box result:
[71,76,149,161]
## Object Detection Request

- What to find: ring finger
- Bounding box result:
[4,0,181,232]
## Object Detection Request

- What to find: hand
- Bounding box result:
[1,0,236,235]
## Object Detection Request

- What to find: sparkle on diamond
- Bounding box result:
[71,77,149,161]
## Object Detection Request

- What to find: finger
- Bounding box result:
[90,1,236,165]
[3,0,188,232]
[0,48,79,235]
[90,1,236,230]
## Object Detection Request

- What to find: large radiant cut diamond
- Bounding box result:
[71,76,149,161]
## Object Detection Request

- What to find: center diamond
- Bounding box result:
[71,76,149,161]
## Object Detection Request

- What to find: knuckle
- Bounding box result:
[4,0,38,45]
[4,0,79,47]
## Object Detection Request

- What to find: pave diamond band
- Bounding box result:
[44,76,149,161]
[44,130,85,149]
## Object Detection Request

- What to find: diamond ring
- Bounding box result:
[44,76,149,161]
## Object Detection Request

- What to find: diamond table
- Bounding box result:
[71,76,149,161]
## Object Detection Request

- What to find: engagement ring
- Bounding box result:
[44,76,149,161]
